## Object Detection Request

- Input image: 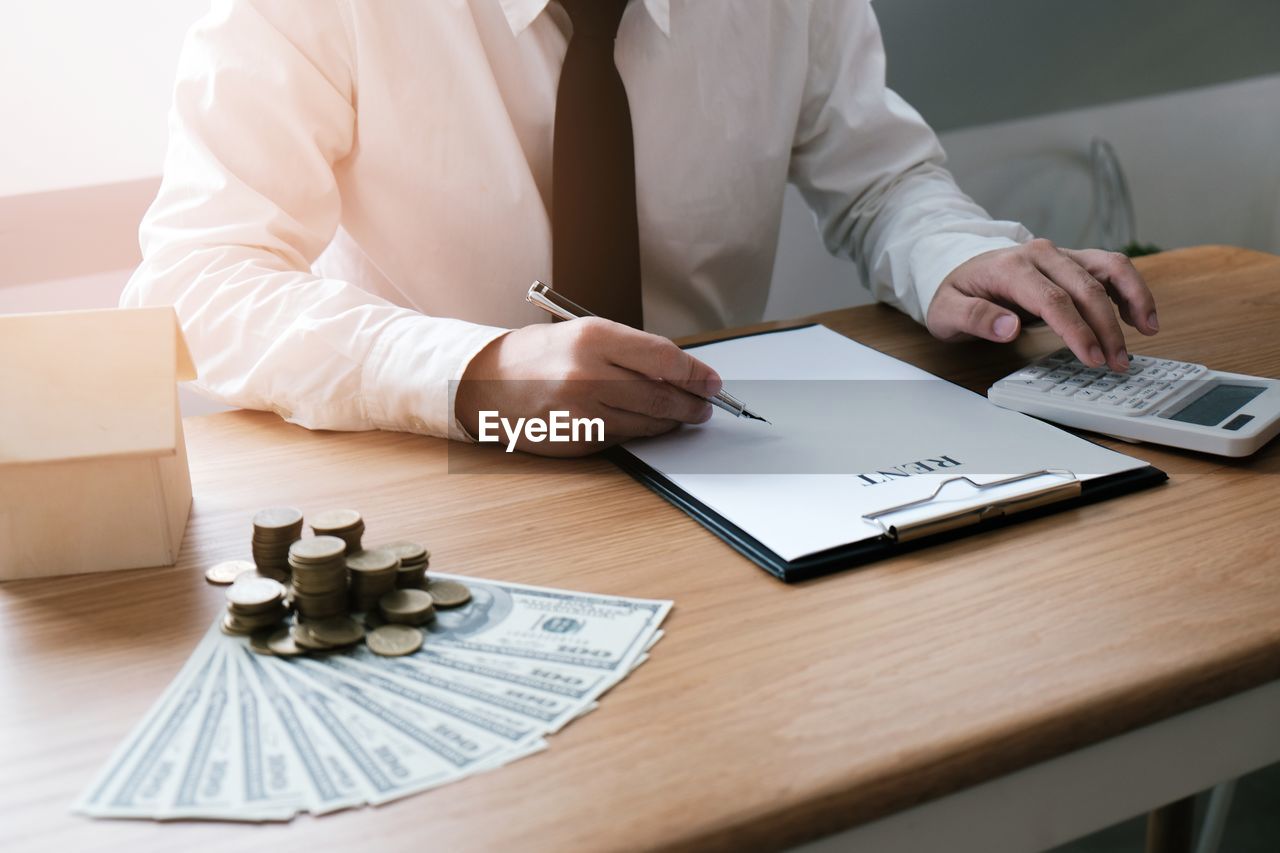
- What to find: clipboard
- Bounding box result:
[609,325,1168,582]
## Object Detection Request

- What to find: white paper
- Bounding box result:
[624,326,1150,562]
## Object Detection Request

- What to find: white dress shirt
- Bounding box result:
[122,0,1030,439]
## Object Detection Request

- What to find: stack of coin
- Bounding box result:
[384,541,430,589]
[378,588,435,626]
[252,507,304,581]
[346,549,400,612]
[289,536,350,620]
[222,576,289,635]
[310,509,365,555]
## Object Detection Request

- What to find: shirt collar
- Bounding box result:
[499,0,670,38]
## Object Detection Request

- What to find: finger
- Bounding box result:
[1061,248,1159,336]
[926,285,1021,343]
[987,266,1106,368]
[600,322,723,398]
[1033,246,1130,371]
[597,373,713,425]
[597,404,681,440]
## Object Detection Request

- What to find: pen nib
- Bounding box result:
[742,410,770,424]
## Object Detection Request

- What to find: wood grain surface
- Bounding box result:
[2,246,1278,852]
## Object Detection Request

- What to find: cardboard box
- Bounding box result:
[0,307,197,580]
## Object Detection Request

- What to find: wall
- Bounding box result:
[875,0,1280,133]
[764,73,1280,320]
[0,0,208,196]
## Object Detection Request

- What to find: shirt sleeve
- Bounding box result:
[120,0,507,439]
[788,0,1033,324]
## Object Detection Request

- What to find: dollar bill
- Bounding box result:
[82,645,230,818]
[222,646,312,820]
[161,645,250,820]
[342,646,592,734]
[426,573,670,673]
[269,656,531,805]
[310,653,549,743]
[238,646,368,815]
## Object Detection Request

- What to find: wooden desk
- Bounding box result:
[3,245,1279,852]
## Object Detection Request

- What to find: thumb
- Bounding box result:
[927,288,1021,343]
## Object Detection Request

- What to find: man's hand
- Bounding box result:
[456,318,722,456]
[926,239,1159,372]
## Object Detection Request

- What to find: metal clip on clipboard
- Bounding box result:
[861,469,1081,543]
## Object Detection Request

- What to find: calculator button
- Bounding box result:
[1006,379,1055,392]
[1124,398,1153,413]
[1049,384,1079,397]
[1183,365,1206,378]
[1158,359,1180,369]
[1104,372,1129,383]
[1100,392,1127,405]
[1131,355,1156,367]
[1044,370,1074,383]
[1115,383,1142,396]
[1079,369,1106,380]
[1064,375,1093,387]
[1015,366,1049,379]
[1091,380,1116,391]
[1075,388,1103,401]
[1165,370,1185,381]
[1142,367,1166,379]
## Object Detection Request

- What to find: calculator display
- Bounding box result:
[1168,384,1264,426]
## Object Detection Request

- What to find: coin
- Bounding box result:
[304,616,365,647]
[379,589,434,625]
[253,506,304,530]
[290,622,334,651]
[366,624,423,657]
[382,541,429,564]
[424,579,471,608]
[289,536,347,563]
[220,611,284,635]
[225,606,289,631]
[226,577,287,611]
[266,626,306,657]
[249,629,277,655]
[205,559,256,585]
[346,549,399,573]
[311,509,362,532]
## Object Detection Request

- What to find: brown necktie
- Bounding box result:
[552,0,643,329]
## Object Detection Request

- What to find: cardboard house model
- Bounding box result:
[0,307,197,581]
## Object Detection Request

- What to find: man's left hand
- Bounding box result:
[926,238,1160,373]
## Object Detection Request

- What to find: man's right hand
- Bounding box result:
[455,318,722,456]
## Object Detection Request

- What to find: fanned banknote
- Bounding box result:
[75,575,669,822]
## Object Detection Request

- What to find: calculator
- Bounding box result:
[988,348,1280,456]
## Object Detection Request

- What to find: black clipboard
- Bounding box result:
[607,326,1168,583]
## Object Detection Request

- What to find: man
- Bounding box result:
[123,0,1158,455]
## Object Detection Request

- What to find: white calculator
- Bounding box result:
[988,348,1280,457]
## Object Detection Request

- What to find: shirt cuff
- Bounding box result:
[910,225,1033,322]
[361,312,509,440]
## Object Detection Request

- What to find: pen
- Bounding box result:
[526,281,770,423]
